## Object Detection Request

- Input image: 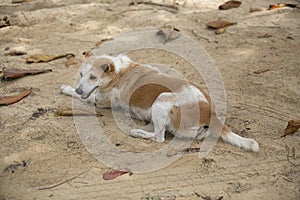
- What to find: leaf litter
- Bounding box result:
[219,1,241,10]
[0,89,31,106]
[103,169,131,180]
[282,118,300,137]
[1,68,52,79]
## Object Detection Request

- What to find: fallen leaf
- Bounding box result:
[283,119,300,137]
[269,3,297,10]
[0,89,31,106]
[26,53,74,63]
[156,25,180,44]
[12,0,37,3]
[103,169,131,180]
[206,20,237,29]
[4,50,27,56]
[219,1,241,10]
[2,68,52,79]
[269,3,286,10]
[95,38,113,46]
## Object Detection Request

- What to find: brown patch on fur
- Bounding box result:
[170,101,211,131]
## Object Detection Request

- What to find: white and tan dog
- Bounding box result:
[61,54,259,152]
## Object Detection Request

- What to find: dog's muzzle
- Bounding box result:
[80,86,98,99]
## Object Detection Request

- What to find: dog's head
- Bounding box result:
[75,54,132,99]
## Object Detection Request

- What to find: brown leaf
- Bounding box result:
[26,53,74,63]
[156,25,180,44]
[269,3,297,10]
[269,3,286,10]
[2,68,52,79]
[0,89,31,106]
[283,119,300,137]
[219,1,241,10]
[206,20,237,29]
[103,169,131,180]
[95,38,113,46]
[4,50,27,56]
[12,0,37,3]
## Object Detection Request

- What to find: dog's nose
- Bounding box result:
[75,87,83,95]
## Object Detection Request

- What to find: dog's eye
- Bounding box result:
[90,74,97,80]
[80,72,83,77]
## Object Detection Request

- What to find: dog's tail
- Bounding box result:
[210,114,259,152]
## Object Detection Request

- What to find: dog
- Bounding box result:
[61,54,259,152]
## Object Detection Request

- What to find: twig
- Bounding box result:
[129,1,179,10]
[191,30,212,43]
[111,8,155,17]
[253,68,270,74]
[38,170,88,190]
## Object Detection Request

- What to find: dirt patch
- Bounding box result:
[0,0,299,199]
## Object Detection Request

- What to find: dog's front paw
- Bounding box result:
[60,85,75,96]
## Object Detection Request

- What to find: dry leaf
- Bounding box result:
[26,53,74,63]
[12,0,36,3]
[156,26,180,44]
[2,68,52,79]
[95,38,113,46]
[283,119,300,137]
[0,89,31,106]
[4,50,27,56]
[103,169,130,180]
[206,20,237,29]
[219,1,241,10]
[269,3,297,10]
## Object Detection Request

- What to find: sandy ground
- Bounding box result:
[0,0,300,199]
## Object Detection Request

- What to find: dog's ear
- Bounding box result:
[109,62,115,72]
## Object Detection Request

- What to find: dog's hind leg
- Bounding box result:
[130,103,169,143]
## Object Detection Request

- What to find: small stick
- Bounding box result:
[129,1,179,10]
[38,170,87,190]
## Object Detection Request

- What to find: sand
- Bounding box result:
[0,0,299,199]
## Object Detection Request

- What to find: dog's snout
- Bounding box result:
[75,87,83,95]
